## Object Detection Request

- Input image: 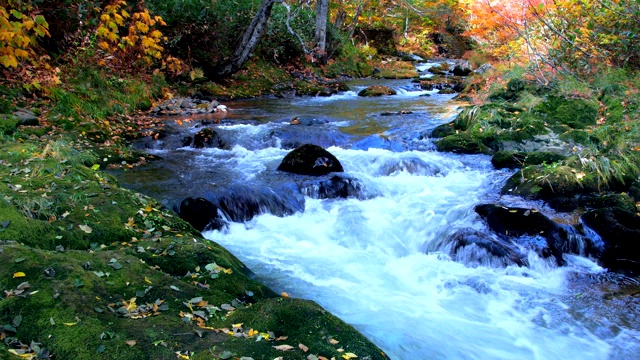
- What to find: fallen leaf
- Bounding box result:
[299,343,309,352]
[275,336,289,341]
[14,257,25,263]
[78,224,92,233]
[281,292,290,298]
[329,339,340,345]
[13,272,26,278]
[342,353,358,359]
[125,340,136,347]
[273,344,294,351]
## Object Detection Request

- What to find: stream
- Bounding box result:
[114,63,640,359]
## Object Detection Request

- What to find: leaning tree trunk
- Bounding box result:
[212,0,278,79]
[314,0,329,64]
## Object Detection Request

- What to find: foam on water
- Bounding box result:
[203,147,625,360]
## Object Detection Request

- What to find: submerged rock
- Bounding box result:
[445,229,528,267]
[582,208,640,273]
[277,144,344,176]
[298,174,372,200]
[475,204,568,266]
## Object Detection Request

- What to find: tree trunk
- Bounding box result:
[212,0,278,79]
[314,0,329,63]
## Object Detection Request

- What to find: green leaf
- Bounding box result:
[74,278,84,287]
[10,10,23,19]
[35,15,46,26]
[14,257,26,263]
[91,164,100,171]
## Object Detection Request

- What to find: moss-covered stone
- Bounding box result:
[357,85,397,97]
[534,95,598,129]
[491,150,566,169]
[372,61,419,79]
[430,121,455,138]
[436,134,491,154]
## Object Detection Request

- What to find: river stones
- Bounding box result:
[179,197,226,231]
[475,204,567,266]
[191,128,224,148]
[277,144,344,176]
[581,208,640,273]
[357,85,397,97]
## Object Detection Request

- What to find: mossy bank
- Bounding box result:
[0,73,386,359]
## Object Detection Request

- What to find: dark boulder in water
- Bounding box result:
[215,185,304,222]
[179,197,226,231]
[277,144,344,176]
[445,229,528,268]
[475,204,568,266]
[193,128,224,149]
[582,208,640,274]
[298,174,372,200]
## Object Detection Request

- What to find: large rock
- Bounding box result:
[475,204,568,265]
[192,128,224,148]
[179,197,226,231]
[14,108,39,126]
[581,208,640,273]
[357,85,397,97]
[215,185,304,222]
[277,144,344,176]
[445,229,528,267]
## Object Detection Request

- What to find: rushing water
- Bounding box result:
[117,69,640,359]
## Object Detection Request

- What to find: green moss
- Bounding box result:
[0,114,19,135]
[226,298,387,360]
[436,133,491,154]
[534,95,598,129]
[491,151,566,169]
[372,61,419,79]
[357,85,396,97]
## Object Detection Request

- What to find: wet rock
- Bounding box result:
[582,208,640,273]
[193,128,224,149]
[446,229,528,267]
[277,144,344,176]
[215,185,304,222]
[266,118,350,150]
[475,204,568,266]
[179,197,226,231]
[452,64,472,77]
[548,197,579,212]
[298,174,371,200]
[357,85,397,97]
[380,110,413,116]
[430,122,455,138]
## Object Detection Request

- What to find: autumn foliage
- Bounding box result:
[0,0,49,68]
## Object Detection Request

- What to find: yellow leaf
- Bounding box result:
[144,277,152,284]
[22,20,34,30]
[342,353,358,359]
[63,321,78,326]
[13,272,26,278]
[1,54,18,68]
[8,349,35,358]
[248,328,258,337]
[232,323,243,329]
[281,292,289,298]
